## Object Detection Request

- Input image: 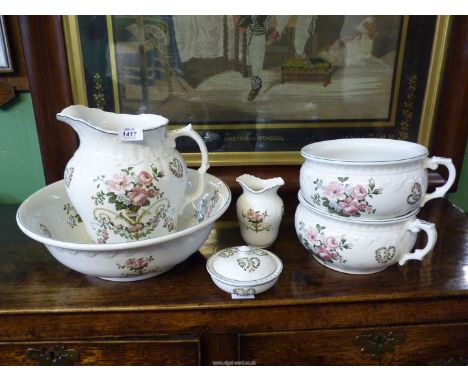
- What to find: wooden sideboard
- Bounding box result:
[0,193,467,366]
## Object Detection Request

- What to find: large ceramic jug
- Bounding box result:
[57,105,209,244]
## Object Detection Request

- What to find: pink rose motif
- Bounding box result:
[357,203,370,212]
[246,209,255,218]
[304,227,321,245]
[125,258,137,267]
[352,184,368,201]
[339,198,360,216]
[138,170,153,185]
[326,236,339,249]
[147,188,156,198]
[128,223,144,232]
[128,186,149,206]
[97,228,109,244]
[254,212,264,222]
[324,181,346,201]
[147,188,161,198]
[106,173,133,195]
[137,258,148,268]
[164,217,175,231]
[316,245,333,261]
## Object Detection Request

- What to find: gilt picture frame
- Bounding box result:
[63,15,451,166]
[0,16,14,73]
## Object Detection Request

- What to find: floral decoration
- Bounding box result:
[241,209,272,232]
[233,287,256,296]
[63,203,82,228]
[407,183,422,205]
[169,158,184,178]
[297,221,351,264]
[40,223,52,238]
[375,246,396,264]
[237,257,261,273]
[95,227,109,244]
[250,248,269,257]
[117,256,156,275]
[311,177,383,217]
[196,190,220,222]
[218,248,237,258]
[64,167,74,188]
[91,166,175,242]
[93,72,106,110]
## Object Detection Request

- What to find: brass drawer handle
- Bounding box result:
[354,332,406,360]
[26,346,80,365]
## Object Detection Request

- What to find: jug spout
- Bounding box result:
[57,105,169,137]
[56,105,95,136]
[236,174,284,195]
[57,105,91,121]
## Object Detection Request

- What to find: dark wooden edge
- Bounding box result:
[0,16,30,108]
[430,16,468,192]
[21,16,467,189]
[18,16,78,184]
[1,16,29,91]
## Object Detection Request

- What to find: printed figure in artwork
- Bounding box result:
[236,16,276,101]
[94,16,403,123]
[121,15,193,110]
[318,17,378,67]
[236,15,321,101]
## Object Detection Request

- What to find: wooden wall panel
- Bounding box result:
[18,16,78,184]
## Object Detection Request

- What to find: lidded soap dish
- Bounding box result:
[206,246,283,296]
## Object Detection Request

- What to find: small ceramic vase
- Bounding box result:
[236,174,284,248]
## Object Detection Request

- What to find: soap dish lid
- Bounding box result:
[206,245,282,286]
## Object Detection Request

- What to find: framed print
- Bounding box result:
[0,16,14,72]
[63,15,451,166]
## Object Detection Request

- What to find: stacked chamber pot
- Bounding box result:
[295,138,456,274]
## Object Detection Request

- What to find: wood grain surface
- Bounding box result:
[18,16,78,184]
[240,323,468,365]
[1,196,467,314]
[432,16,468,190]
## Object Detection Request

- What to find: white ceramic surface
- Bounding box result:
[236,174,284,248]
[57,105,210,243]
[300,138,456,220]
[295,192,437,274]
[206,246,283,296]
[16,170,231,282]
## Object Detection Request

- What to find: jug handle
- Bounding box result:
[167,124,210,210]
[399,219,437,265]
[420,156,456,207]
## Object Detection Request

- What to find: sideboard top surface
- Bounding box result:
[0,194,467,315]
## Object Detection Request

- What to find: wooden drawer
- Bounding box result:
[240,323,468,365]
[0,337,200,365]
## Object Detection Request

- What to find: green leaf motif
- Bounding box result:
[115,202,126,211]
